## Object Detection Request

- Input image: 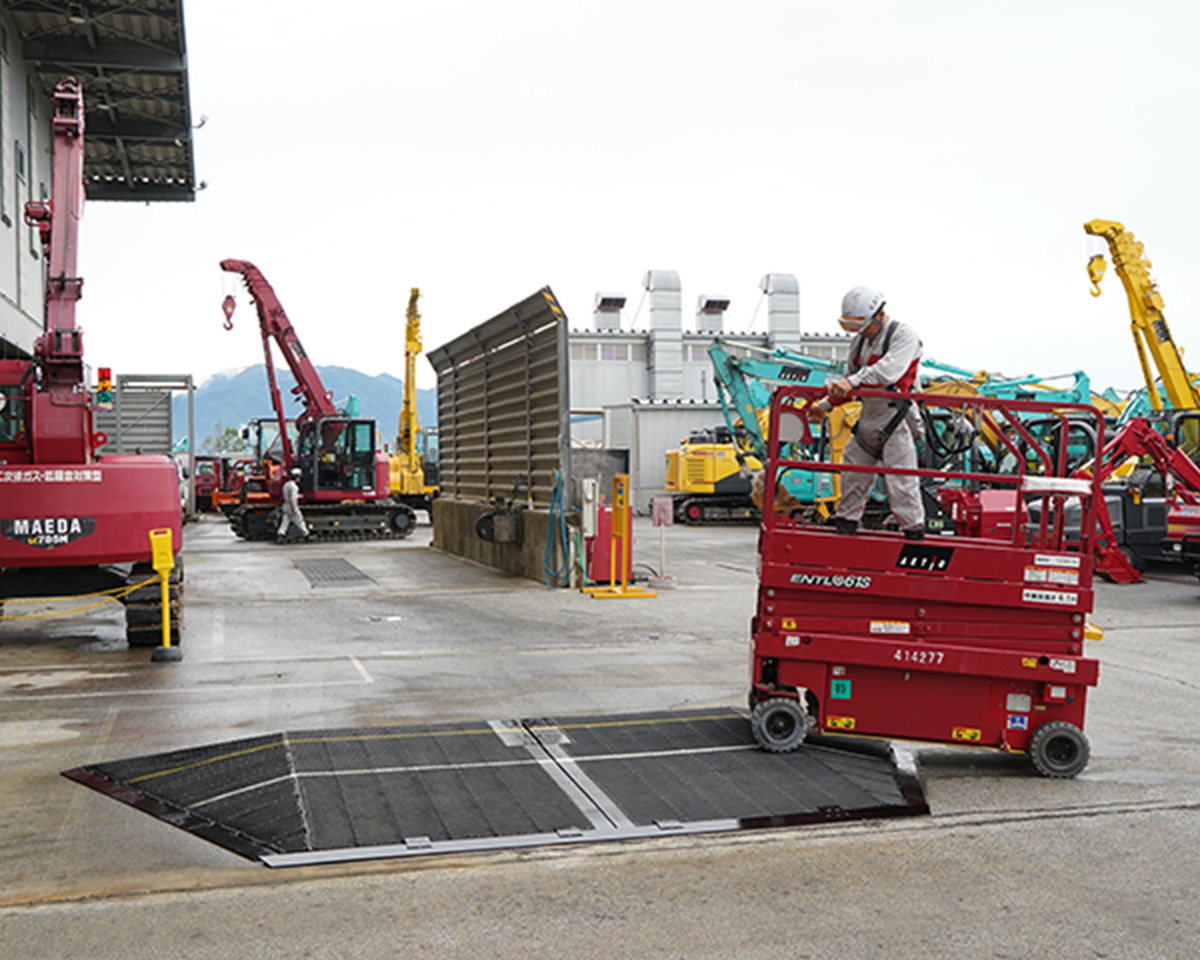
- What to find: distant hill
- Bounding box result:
[171,365,437,453]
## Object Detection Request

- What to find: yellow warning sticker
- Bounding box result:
[826,715,856,731]
[782,618,797,630]
[1021,657,1038,669]
[952,727,982,742]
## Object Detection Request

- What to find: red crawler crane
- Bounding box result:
[0,79,183,646]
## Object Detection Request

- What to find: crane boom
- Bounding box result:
[23,78,86,393]
[220,259,338,437]
[397,288,421,458]
[1084,219,1200,411]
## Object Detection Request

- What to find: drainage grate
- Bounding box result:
[292,558,376,587]
[64,709,927,867]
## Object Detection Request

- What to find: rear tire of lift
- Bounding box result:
[751,697,808,753]
[1029,721,1090,778]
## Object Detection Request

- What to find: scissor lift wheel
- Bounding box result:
[751,698,809,753]
[1030,721,1090,778]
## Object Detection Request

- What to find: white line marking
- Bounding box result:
[349,656,374,683]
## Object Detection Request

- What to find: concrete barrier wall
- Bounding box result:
[432,498,558,582]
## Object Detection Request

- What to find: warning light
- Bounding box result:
[96,366,113,408]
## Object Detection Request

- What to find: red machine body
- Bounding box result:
[192,456,228,511]
[1080,415,1200,582]
[749,386,1103,776]
[0,80,181,575]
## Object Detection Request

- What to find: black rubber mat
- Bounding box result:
[292,557,375,587]
[63,709,927,866]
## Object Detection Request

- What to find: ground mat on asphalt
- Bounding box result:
[292,557,376,587]
[62,708,928,866]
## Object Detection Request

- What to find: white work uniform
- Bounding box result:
[830,320,925,532]
[279,477,309,539]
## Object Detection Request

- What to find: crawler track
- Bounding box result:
[229,502,417,542]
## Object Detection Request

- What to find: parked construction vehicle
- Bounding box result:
[219,260,417,541]
[0,79,183,646]
[748,386,1103,777]
[389,288,438,519]
[663,341,844,525]
[1084,219,1200,574]
[1073,415,1200,578]
[664,423,762,524]
[698,341,847,522]
[1086,218,1200,416]
[707,341,957,530]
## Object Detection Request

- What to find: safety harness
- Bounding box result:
[848,321,921,458]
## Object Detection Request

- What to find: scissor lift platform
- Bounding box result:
[63,709,927,867]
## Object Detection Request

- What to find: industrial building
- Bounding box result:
[0,3,197,362]
[569,269,851,509]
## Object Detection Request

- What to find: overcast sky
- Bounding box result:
[75,0,1200,395]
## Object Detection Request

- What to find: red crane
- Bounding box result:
[0,79,183,647]
[219,260,416,541]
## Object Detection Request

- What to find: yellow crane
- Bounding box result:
[388,288,438,518]
[1085,218,1200,412]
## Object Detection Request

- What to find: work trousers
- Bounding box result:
[278,505,309,538]
[836,417,924,532]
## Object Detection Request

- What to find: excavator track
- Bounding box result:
[122,560,183,648]
[675,495,760,526]
[230,502,417,542]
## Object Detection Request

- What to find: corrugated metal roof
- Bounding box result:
[8,0,196,202]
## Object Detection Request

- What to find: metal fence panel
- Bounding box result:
[427,287,569,507]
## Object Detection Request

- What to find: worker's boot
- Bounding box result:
[834,518,858,536]
[904,528,925,541]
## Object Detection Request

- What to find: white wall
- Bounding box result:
[0,15,50,358]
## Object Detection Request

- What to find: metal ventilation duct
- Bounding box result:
[593,292,626,331]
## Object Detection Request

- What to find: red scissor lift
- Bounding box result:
[749,386,1104,777]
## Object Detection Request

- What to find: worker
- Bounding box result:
[809,285,925,539]
[278,467,309,543]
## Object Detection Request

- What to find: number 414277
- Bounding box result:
[894,648,945,666]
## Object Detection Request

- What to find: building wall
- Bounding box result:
[567,277,852,510]
[0,15,50,360]
[603,402,730,513]
[568,327,851,447]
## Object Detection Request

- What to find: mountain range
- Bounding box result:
[172,365,437,453]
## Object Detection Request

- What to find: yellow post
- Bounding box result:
[148,528,182,661]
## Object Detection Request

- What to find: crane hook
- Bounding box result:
[221,294,236,330]
[1087,255,1106,298]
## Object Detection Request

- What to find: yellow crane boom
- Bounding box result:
[1085,219,1200,411]
[388,288,438,516]
[397,288,422,458]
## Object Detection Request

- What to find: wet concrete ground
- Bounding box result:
[1,515,1198,958]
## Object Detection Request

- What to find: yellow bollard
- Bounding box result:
[148,528,182,662]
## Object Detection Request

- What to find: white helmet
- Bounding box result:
[839,286,885,333]
[290,467,302,478]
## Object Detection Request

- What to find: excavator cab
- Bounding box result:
[0,368,31,459]
[296,417,379,497]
